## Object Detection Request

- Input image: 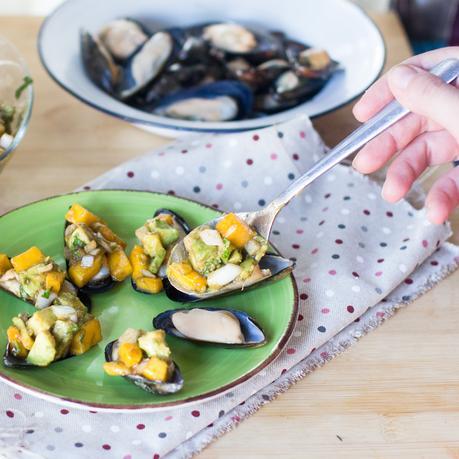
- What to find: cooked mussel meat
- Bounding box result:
[4,300,102,368]
[0,247,90,309]
[154,81,252,122]
[153,307,266,347]
[104,328,183,395]
[64,203,132,294]
[130,208,190,295]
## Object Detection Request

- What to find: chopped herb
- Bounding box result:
[19,285,28,300]
[71,235,85,249]
[42,290,50,299]
[15,76,33,100]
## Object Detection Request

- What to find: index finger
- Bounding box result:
[353,47,459,122]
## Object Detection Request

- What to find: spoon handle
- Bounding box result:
[266,58,459,217]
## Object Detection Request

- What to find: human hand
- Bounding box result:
[352,47,459,224]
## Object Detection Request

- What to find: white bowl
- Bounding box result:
[38,0,385,137]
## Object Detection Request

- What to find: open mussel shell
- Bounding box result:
[131,208,191,294]
[3,347,34,368]
[104,340,183,395]
[153,80,253,122]
[164,253,295,303]
[153,307,266,348]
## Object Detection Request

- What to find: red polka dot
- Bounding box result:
[232,416,241,422]
[181,149,188,154]
[375,271,383,277]
[164,416,173,421]
[216,183,223,190]
[167,190,175,195]
[352,272,359,278]
[300,293,308,300]
[89,410,98,414]
[246,158,253,165]
[363,209,370,215]
[335,239,343,244]
[321,308,330,314]
[158,151,165,156]
[377,258,384,263]
[322,207,329,212]
[6,410,14,418]
[191,410,200,417]
[386,211,393,217]
[270,153,278,160]
[293,153,299,160]
[328,269,336,275]
[136,424,145,430]
[211,203,219,208]
[252,134,260,141]
[298,314,304,321]
[320,351,329,359]
[60,409,69,415]
[102,444,111,450]
[319,220,325,226]
[281,368,287,375]
[127,171,134,178]
[404,278,413,285]
[83,185,91,190]
[303,277,311,283]
[14,394,22,400]
[205,143,212,148]
[422,240,428,248]
[431,260,439,266]
[299,131,306,139]
[287,348,296,355]
[153,455,160,459]
[376,312,385,318]
[296,229,304,234]
[324,193,331,199]
[347,305,355,313]
[292,243,300,249]
[311,248,319,255]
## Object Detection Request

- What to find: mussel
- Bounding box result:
[0,248,91,310]
[118,31,174,99]
[153,80,253,122]
[64,203,132,295]
[104,329,183,395]
[164,212,294,303]
[80,30,120,94]
[130,208,190,295]
[4,301,102,369]
[153,307,266,347]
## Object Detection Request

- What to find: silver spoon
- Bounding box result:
[165,58,459,302]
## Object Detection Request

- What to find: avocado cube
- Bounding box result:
[147,219,179,247]
[67,225,93,249]
[27,308,57,336]
[187,238,220,275]
[53,320,78,360]
[26,331,56,366]
[138,330,171,360]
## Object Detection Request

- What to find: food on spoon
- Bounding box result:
[104,328,183,394]
[130,209,190,294]
[167,213,270,293]
[80,19,339,120]
[0,246,87,309]
[153,307,266,346]
[4,299,101,368]
[64,203,132,293]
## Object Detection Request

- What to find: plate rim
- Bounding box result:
[37,0,386,133]
[0,189,299,412]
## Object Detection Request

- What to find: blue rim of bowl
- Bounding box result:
[0,48,34,163]
[0,189,299,412]
[37,0,386,134]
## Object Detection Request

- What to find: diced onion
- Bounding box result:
[51,305,77,322]
[207,263,242,289]
[245,239,260,256]
[199,229,224,247]
[81,255,94,268]
[35,290,57,309]
[0,133,13,150]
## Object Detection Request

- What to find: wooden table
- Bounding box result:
[1,12,459,458]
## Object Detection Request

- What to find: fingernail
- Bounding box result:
[389,65,417,90]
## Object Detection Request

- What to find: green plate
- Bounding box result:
[0,191,298,412]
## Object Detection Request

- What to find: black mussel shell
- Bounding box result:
[164,253,295,303]
[153,307,266,347]
[80,30,120,94]
[104,340,183,395]
[154,80,253,121]
[3,346,33,368]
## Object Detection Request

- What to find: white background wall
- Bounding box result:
[0,0,390,15]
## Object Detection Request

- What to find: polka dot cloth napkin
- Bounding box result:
[3,116,458,459]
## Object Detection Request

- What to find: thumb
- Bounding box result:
[388,64,459,142]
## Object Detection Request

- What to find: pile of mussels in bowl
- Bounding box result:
[38,0,385,136]
[80,20,340,123]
